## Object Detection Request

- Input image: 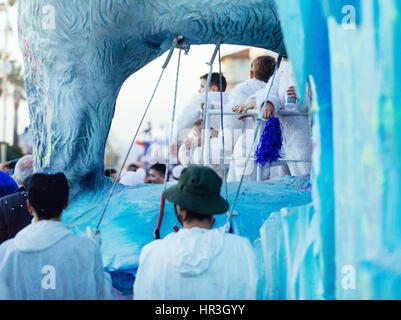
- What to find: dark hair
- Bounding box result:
[104,168,117,177]
[28,173,69,220]
[251,56,276,83]
[128,163,138,171]
[200,72,227,92]
[192,119,203,128]
[149,163,166,176]
[174,204,212,224]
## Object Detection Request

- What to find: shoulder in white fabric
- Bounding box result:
[229,79,267,106]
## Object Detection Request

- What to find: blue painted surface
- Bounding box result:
[18,0,401,299]
[272,0,401,300]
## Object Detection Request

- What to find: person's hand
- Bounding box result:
[86,227,102,248]
[287,86,297,100]
[171,142,178,155]
[200,103,215,111]
[184,138,193,149]
[262,102,275,119]
[233,99,256,114]
[210,128,219,138]
[0,161,11,173]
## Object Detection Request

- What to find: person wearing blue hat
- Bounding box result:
[0,172,112,300]
[0,156,34,244]
[0,170,18,198]
[134,165,259,300]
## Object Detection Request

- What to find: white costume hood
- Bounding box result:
[0,220,112,300]
[14,220,73,252]
[134,226,259,300]
[171,227,224,276]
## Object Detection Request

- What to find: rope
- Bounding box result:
[201,38,222,164]
[154,47,183,239]
[95,37,179,230]
[163,49,182,190]
[218,48,228,200]
[224,55,283,232]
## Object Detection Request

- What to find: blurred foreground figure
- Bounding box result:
[0,171,18,198]
[104,168,119,182]
[0,172,112,300]
[0,156,34,244]
[134,165,258,300]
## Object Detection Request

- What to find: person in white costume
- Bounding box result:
[226,56,278,182]
[0,172,112,300]
[192,57,277,179]
[178,119,222,173]
[224,55,278,138]
[119,168,146,186]
[178,119,203,165]
[229,58,312,180]
[173,73,229,148]
[134,165,258,300]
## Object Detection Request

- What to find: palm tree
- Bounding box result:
[0,61,26,146]
[8,62,26,146]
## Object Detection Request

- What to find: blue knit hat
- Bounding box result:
[0,171,18,198]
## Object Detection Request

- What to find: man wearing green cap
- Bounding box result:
[134,165,258,300]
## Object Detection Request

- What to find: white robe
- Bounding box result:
[174,92,229,145]
[224,78,267,133]
[227,129,271,182]
[0,220,112,300]
[133,227,258,300]
[254,61,312,177]
[119,168,146,186]
[216,79,267,159]
[178,137,226,178]
[228,61,311,181]
[186,79,266,180]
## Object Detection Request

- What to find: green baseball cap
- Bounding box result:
[164,165,229,215]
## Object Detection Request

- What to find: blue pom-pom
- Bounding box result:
[255,117,283,166]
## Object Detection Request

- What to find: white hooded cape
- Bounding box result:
[133,227,258,300]
[0,220,112,300]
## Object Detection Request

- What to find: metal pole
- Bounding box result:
[205,108,211,164]
[256,120,263,181]
[201,38,222,164]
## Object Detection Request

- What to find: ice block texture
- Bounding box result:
[273,0,401,299]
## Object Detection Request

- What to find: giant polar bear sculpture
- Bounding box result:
[19,0,286,197]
